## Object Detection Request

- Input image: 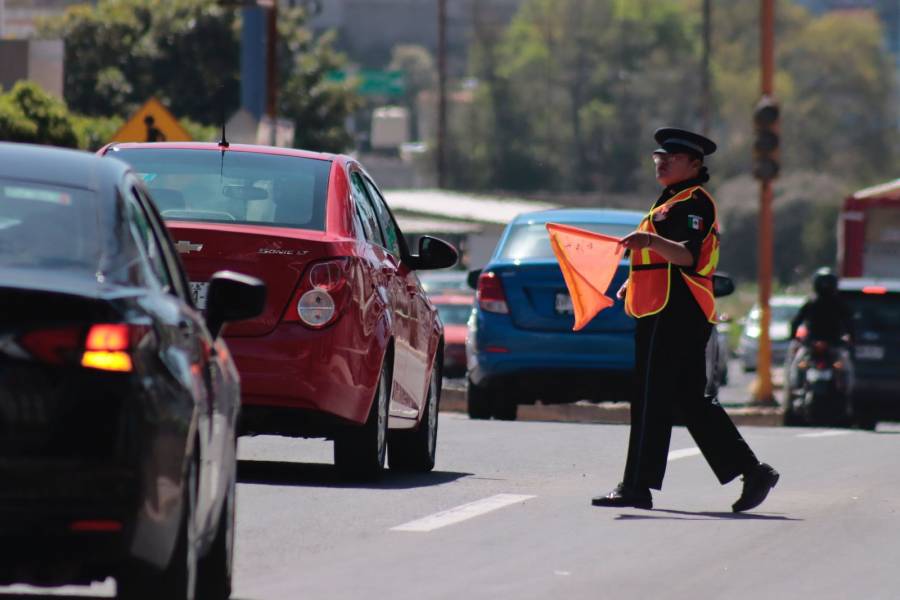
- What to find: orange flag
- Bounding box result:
[546,223,625,331]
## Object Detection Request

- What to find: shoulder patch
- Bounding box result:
[688,214,704,231]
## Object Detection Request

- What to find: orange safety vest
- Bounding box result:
[624,185,720,323]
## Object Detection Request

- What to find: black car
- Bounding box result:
[839,278,900,429]
[0,143,265,599]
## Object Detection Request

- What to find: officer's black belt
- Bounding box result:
[631,264,712,280]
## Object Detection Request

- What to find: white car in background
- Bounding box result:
[738,295,805,372]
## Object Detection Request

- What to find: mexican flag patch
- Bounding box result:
[689,215,703,230]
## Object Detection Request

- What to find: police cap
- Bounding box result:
[653,127,717,159]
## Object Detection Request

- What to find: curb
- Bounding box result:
[440,386,784,427]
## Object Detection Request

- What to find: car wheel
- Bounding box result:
[334,359,390,480]
[117,453,199,600]
[491,393,518,421]
[467,377,492,420]
[195,444,235,600]
[389,361,441,472]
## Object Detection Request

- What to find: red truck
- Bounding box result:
[839,178,900,278]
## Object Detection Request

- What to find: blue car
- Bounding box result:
[465,208,643,420]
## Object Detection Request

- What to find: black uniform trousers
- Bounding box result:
[623,299,759,491]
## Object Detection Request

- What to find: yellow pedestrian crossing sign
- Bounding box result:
[111,98,192,143]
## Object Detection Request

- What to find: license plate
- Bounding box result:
[855,345,885,361]
[806,368,832,382]
[555,293,574,315]
[190,282,209,310]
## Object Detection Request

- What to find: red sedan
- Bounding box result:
[103,142,457,478]
[429,293,475,378]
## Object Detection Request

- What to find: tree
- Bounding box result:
[0,82,78,148]
[388,44,437,141]
[39,0,359,151]
[276,13,361,152]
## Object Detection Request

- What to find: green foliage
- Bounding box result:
[0,81,78,148]
[39,0,359,151]
[276,17,361,152]
[714,172,849,285]
[39,0,241,123]
[71,114,124,151]
[456,0,898,194]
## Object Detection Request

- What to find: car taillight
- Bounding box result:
[81,324,151,372]
[477,271,509,314]
[284,258,351,329]
[19,326,83,364]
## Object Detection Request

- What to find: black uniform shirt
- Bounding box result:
[648,176,716,319]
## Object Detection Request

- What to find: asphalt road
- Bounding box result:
[6,413,898,599]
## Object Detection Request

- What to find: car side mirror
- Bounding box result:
[205,270,267,338]
[713,273,735,298]
[411,236,458,271]
[467,269,482,290]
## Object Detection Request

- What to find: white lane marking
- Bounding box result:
[668,447,702,461]
[391,494,536,532]
[797,430,853,438]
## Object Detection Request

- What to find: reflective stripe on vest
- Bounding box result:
[625,186,720,323]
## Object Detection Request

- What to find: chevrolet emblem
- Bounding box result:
[175,241,204,254]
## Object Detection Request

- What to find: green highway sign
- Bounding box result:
[328,70,406,98]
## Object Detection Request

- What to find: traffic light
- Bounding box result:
[753,95,780,182]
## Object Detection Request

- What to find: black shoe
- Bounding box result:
[591,483,653,509]
[732,463,779,513]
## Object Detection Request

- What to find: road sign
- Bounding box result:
[111,98,192,143]
[328,70,406,98]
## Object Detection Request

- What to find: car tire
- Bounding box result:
[491,394,518,421]
[389,362,441,472]
[195,447,235,600]
[467,377,492,420]
[117,453,198,600]
[334,359,391,480]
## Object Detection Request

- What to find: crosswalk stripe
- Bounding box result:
[797,430,853,438]
[391,494,536,533]
[668,447,702,461]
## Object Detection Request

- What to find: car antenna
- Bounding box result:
[218,85,229,149]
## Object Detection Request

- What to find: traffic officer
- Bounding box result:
[592,128,779,512]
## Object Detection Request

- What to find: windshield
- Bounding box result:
[0,178,102,273]
[436,303,473,325]
[499,222,636,261]
[111,148,332,230]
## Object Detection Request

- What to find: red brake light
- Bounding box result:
[85,324,131,351]
[862,286,888,295]
[796,325,808,339]
[477,272,509,314]
[81,324,151,372]
[19,327,83,364]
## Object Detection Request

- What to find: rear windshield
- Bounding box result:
[499,222,636,261]
[111,148,332,230]
[0,178,102,272]
[842,292,900,333]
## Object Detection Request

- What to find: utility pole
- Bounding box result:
[437,0,448,188]
[700,0,712,135]
[266,1,279,145]
[1,0,6,39]
[752,0,779,406]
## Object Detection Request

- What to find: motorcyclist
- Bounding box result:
[787,267,854,390]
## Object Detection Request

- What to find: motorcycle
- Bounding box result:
[784,332,854,427]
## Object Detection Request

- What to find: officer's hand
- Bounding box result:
[616,281,628,300]
[619,231,653,251]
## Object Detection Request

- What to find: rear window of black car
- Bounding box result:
[111,148,332,231]
[842,291,900,333]
[0,178,102,272]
